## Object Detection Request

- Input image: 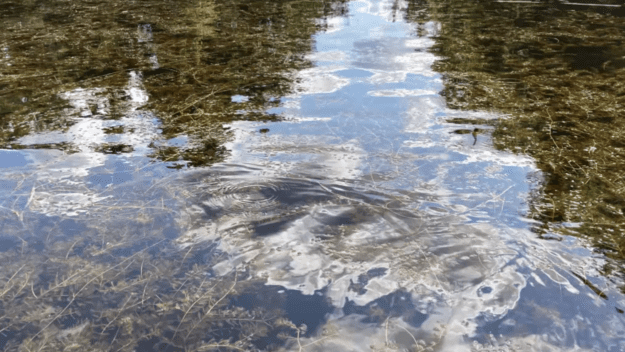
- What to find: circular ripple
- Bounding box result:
[205,180,291,211]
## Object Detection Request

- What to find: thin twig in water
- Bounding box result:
[140,259,144,279]
[300,332,339,349]
[31,282,39,299]
[181,243,195,265]
[111,326,121,346]
[395,323,419,348]
[65,240,80,259]
[198,343,247,351]
[40,269,87,297]
[141,281,149,304]
[13,273,30,299]
[546,111,561,154]
[475,250,487,270]
[385,318,389,347]
[174,277,222,339]
[24,182,37,210]
[1,264,26,298]
[175,86,222,115]
[101,295,133,336]
[115,340,135,352]
[185,269,238,339]
[417,228,443,288]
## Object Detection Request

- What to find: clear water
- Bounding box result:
[1,0,624,351]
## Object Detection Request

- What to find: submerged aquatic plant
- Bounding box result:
[0,188,301,351]
[0,0,350,350]
[418,0,625,289]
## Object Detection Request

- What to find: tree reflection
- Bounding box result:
[0,0,349,166]
[414,0,625,289]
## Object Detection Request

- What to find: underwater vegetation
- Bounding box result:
[0,226,310,351]
[0,0,348,350]
[3,0,625,349]
[414,0,625,290]
[0,166,340,351]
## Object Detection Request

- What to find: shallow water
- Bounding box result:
[1,0,625,351]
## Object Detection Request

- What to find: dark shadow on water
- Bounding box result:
[253,214,305,238]
[230,284,335,349]
[348,268,388,295]
[343,290,428,327]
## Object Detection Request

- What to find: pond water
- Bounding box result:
[1,0,625,351]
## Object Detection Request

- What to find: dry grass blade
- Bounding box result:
[185,270,239,339]
[29,239,165,341]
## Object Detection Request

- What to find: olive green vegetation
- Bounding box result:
[0,0,346,350]
[405,0,625,289]
[0,0,347,167]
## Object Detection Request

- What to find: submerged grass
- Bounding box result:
[0,164,416,350]
[0,174,307,351]
[410,0,625,289]
[0,0,350,349]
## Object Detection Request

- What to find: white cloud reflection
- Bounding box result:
[16,71,158,217]
[170,0,625,349]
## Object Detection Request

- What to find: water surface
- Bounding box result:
[1,0,625,351]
